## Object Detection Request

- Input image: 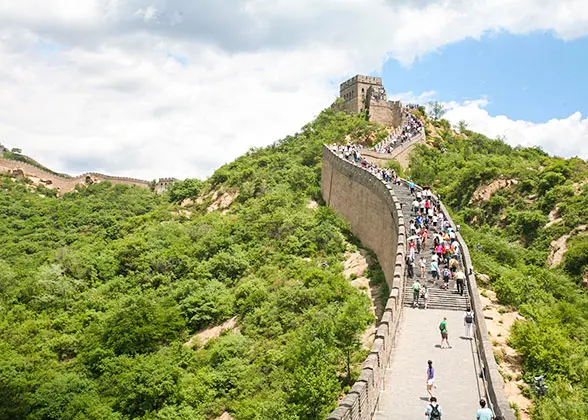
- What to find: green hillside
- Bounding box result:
[0,109,386,420]
[407,113,588,419]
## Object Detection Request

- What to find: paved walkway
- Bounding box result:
[374,308,482,420]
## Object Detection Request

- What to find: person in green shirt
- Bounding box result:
[439,317,451,349]
[412,279,422,308]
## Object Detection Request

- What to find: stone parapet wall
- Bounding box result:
[322,146,407,420]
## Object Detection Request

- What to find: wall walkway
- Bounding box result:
[360,130,425,168]
[322,145,515,420]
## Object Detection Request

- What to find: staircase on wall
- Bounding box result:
[391,184,471,311]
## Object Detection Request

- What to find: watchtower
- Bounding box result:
[338,74,401,128]
[339,75,383,114]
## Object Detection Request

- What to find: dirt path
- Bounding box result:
[184,317,238,348]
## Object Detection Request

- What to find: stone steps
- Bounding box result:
[390,182,471,312]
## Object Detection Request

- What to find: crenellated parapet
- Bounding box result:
[322,145,407,420]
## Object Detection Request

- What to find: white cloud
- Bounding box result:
[388,90,437,104]
[444,99,588,159]
[0,0,587,179]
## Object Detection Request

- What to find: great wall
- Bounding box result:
[322,142,515,419]
[0,153,176,194]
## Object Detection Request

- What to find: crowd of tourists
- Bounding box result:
[335,143,401,184]
[372,110,424,154]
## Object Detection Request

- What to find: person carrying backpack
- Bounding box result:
[464,307,475,339]
[442,268,451,290]
[439,317,451,349]
[425,396,443,419]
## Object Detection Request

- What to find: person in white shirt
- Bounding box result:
[464,308,475,339]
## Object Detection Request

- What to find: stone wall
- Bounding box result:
[367,103,401,128]
[322,146,407,420]
[0,158,151,194]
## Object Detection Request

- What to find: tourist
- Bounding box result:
[430,258,439,282]
[407,255,415,279]
[442,267,451,290]
[412,279,422,307]
[420,257,426,278]
[425,396,443,419]
[439,317,451,349]
[464,307,475,339]
[476,400,494,420]
[426,360,435,397]
[455,270,466,296]
[422,286,429,309]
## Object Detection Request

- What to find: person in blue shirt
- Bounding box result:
[476,399,495,420]
[426,360,435,397]
[425,396,442,419]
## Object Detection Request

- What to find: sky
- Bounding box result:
[0,1,587,180]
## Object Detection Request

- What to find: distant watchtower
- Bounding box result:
[339,75,383,114]
[338,74,401,128]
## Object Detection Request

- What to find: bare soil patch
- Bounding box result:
[470,179,518,203]
[184,317,238,348]
[547,224,587,267]
[307,200,319,209]
[480,288,531,419]
[344,248,384,349]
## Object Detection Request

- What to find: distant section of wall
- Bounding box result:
[361,130,425,168]
[0,158,151,194]
[322,146,406,420]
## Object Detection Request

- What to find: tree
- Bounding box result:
[334,295,373,384]
[169,178,203,203]
[456,120,469,133]
[11,147,22,154]
[101,294,185,355]
[427,101,446,121]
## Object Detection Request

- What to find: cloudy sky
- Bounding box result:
[1,1,587,180]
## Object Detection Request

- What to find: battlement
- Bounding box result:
[340,74,382,90]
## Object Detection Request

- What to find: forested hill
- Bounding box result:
[407,111,588,419]
[0,109,387,420]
